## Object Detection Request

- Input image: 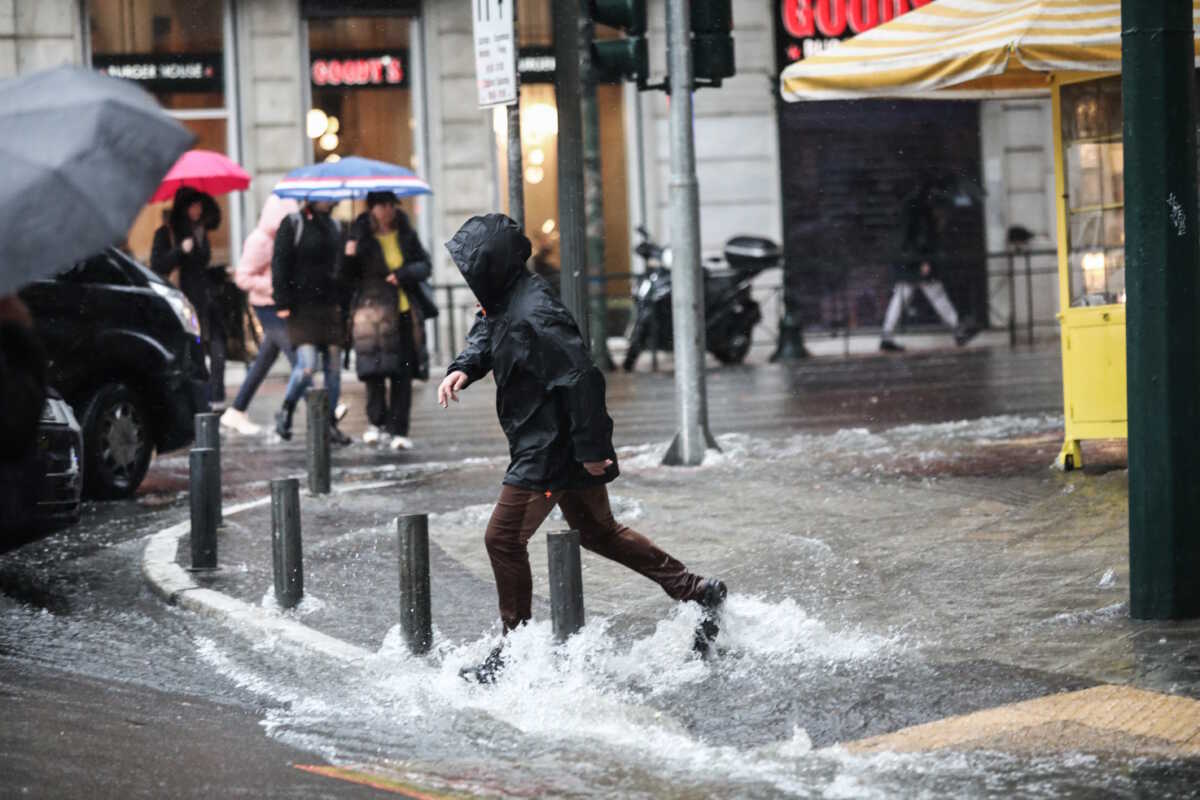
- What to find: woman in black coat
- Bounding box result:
[150,186,225,402]
[342,192,431,450]
[270,200,350,444]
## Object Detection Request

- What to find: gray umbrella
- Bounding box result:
[0,65,194,295]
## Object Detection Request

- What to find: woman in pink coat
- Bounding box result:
[219,195,300,435]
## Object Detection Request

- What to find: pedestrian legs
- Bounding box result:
[483,485,558,631]
[365,376,388,429]
[232,306,294,413]
[558,485,705,602]
[282,344,319,410]
[207,306,227,404]
[322,345,342,413]
[482,484,706,632]
[388,372,412,437]
[918,280,961,329]
[881,282,913,341]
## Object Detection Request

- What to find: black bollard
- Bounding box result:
[189,447,218,570]
[194,412,222,524]
[396,514,432,654]
[271,478,303,609]
[547,530,585,642]
[305,388,330,495]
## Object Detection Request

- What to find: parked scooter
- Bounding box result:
[622,226,780,370]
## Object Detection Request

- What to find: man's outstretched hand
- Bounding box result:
[438,370,470,408]
[582,459,613,476]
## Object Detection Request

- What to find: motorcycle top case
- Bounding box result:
[723,236,782,271]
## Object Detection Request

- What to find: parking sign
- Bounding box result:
[472,0,517,108]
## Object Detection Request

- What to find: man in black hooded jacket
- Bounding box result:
[439,214,726,681]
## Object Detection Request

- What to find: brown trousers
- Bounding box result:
[484,484,705,631]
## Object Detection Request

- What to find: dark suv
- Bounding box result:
[19,248,210,498]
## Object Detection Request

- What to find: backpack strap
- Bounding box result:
[289,211,304,248]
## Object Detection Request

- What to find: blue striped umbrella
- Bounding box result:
[273,156,432,201]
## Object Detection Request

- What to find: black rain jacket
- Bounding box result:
[446,214,618,491]
[150,186,220,315]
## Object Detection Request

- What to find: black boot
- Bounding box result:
[329,418,351,447]
[274,404,294,441]
[693,578,727,657]
[459,643,506,684]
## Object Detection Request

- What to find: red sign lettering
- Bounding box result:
[311,55,406,88]
[783,0,923,44]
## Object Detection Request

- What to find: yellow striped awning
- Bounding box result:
[780,0,1200,101]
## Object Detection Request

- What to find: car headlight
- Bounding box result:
[150,282,201,337]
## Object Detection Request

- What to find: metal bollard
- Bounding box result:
[305,388,330,495]
[189,447,218,570]
[271,478,303,609]
[194,412,222,524]
[396,514,432,654]
[547,530,585,642]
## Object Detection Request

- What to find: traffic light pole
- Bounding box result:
[1123,0,1200,620]
[554,0,590,347]
[662,0,717,466]
[581,7,614,370]
[507,2,524,229]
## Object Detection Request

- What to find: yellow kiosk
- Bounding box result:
[780,0,1200,470]
[1052,74,1128,470]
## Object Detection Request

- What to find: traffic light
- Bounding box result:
[591,0,649,89]
[692,0,735,87]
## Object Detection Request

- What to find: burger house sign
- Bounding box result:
[780,0,930,62]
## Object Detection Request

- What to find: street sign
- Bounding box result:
[472,0,517,107]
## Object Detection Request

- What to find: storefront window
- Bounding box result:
[1061,76,1125,307]
[307,17,415,222]
[496,0,631,296]
[90,0,232,266]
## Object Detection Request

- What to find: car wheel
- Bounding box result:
[80,383,153,499]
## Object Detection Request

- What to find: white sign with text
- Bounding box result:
[472,0,517,108]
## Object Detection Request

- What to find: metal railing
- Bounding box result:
[429,248,1063,364]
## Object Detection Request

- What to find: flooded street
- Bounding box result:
[4,349,1200,798]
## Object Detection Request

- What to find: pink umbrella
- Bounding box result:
[150,149,250,202]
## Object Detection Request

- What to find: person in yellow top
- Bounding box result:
[343,191,432,450]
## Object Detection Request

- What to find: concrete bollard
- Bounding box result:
[305,388,330,495]
[194,412,222,524]
[189,447,218,570]
[271,478,303,609]
[396,514,432,654]
[547,530,585,642]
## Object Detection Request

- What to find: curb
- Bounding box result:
[141,482,401,665]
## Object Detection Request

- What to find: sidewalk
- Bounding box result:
[145,348,1200,797]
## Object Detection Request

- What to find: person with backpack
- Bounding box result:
[342,191,432,450]
[270,199,351,445]
[219,195,300,436]
[438,214,727,683]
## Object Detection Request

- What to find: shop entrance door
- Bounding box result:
[307,16,417,220]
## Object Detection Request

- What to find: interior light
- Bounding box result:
[1081,251,1107,294]
[306,108,329,139]
[541,218,556,234]
[529,148,545,166]
[319,132,339,152]
[522,103,558,145]
[324,153,341,163]
[525,166,544,185]
[326,116,340,134]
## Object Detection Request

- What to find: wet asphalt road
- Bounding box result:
[0,345,1073,798]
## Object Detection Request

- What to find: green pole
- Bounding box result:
[581,9,614,369]
[1123,0,1200,619]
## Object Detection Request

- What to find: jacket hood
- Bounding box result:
[169,186,221,233]
[445,214,531,311]
[255,194,298,237]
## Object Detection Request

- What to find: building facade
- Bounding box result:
[2,0,1061,353]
